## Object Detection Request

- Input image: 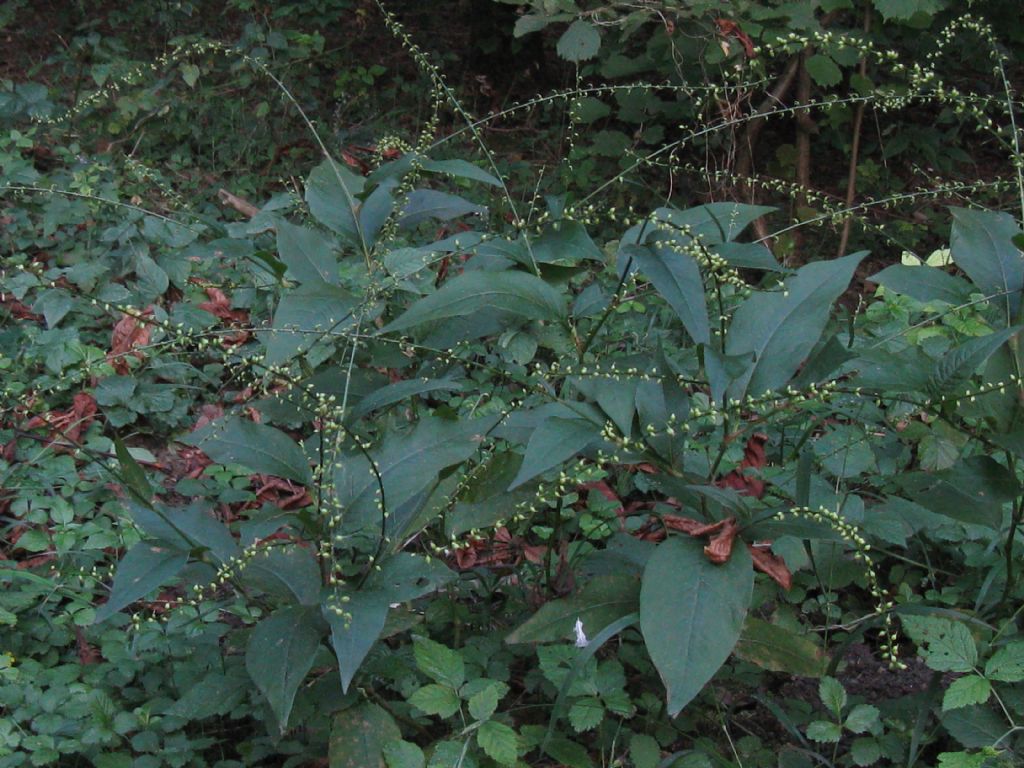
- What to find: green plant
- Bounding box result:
[3,2,1024,766]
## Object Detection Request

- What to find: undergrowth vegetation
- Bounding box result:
[3,1,1024,766]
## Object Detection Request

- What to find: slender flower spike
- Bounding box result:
[574,618,589,648]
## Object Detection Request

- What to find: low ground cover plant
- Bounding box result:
[2,2,1024,767]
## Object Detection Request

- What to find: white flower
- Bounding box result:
[573,618,588,648]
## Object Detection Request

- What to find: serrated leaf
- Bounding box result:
[805,54,843,87]
[276,220,338,285]
[384,741,425,768]
[845,703,880,733]
[468,684,502,721]
[329,703,401,768]
[567,697,604,732]
[383,270,565,333]
[850,738,882,766]
[476,720,518,766]
[629,733,661,768]
[245,606,320,732]
[806,720,842,743]
[557,20,600,63]
[413,636,464,689]
[544,737,593,768]
[984,641,1024,682]
[900,616,977,672]
[819,677,847,717]
[873,0,940,21]
[508,417,600,490]
[93,543,188,623]
[942,675,991,711]
[408,684,461,718]
[640,537,753,716]
[184,416,312,485]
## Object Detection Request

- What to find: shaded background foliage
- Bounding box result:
[2,1,1024,767]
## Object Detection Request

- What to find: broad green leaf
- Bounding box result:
[557,20,600,62]
[508,417,600,490]
[928,327,1020,395]
[447,453,534,536]
[734,618,828,677]
[639,537,753,716]
[408,683,461,718]
[245,605,320,732]
[870,264,972,305]
[93,542,188,622]
[623,243,710,345]
[413,636,465,689]
[476,720,518,766]
[897,456,1017,529]
[127,501,238,563]
[985,642,1024,682]
[329,703,401,768]
[305,158,366,248]
[276,220,338,285]
[383,270,565,333]
[399,189,485,228]
[184,416,312,486]
[950,207,1024,324]
[942,676,991,711]
[263,281,357,366]
[819,677,847,717]
[506,575,640,644]
[366,553,454,602]
[421,158,501,187]
[726,253,864,399]
[335,415,500,542]
[900,616,977,672]
[240,545,321,605]
[384,741,425,768]
[529,220,603,266]
[572,374,641,436]
[324,589,389,693]
[114,435,152,501]
[347,378,464,422]
[360,178,398,246]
